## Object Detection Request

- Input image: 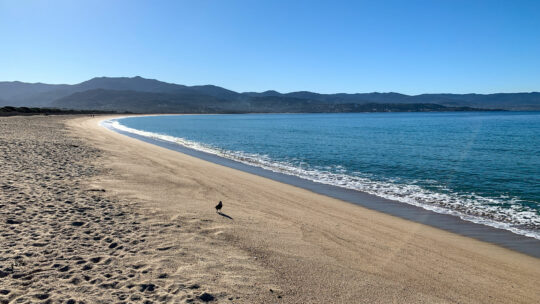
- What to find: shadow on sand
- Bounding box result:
[217,212,233,220]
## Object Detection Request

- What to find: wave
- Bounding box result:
[103,118,540,240]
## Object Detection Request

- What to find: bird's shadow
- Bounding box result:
[217,211,233,220]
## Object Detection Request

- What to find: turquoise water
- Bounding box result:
[107,112,540,239]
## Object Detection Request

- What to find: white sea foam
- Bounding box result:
[103,118,540,240]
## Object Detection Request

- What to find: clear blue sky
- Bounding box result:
[1,0,539,94]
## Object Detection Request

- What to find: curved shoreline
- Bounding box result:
[103,116,540,258]
[64,115,540,303]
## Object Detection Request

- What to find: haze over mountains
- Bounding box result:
[1,76,539,113]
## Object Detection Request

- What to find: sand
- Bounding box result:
[1,115,539,303]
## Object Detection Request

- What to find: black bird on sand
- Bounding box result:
[215,201,223,213]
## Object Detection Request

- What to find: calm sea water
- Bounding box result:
[107,112,540,239]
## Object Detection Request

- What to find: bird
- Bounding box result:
[215,201,223,213]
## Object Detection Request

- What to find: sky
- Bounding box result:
[1,0,539,94]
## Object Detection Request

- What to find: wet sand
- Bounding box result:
[1,115,539,303]
[109,122,540,258]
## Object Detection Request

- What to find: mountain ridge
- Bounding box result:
[0,76,538,112]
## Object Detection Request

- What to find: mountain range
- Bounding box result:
[1,76,539,113]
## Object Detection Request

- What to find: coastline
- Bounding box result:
[2,115,278,303]
[104,115,540,257]
[65,115,540,303]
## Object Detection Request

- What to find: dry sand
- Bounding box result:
[1,115,539,303]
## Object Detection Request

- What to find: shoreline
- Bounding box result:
[65,115,540,303]
[104,115,540,258]
[2,115,267,303]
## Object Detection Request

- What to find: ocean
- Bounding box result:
[104,112,540,239]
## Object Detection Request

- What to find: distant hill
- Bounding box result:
[245,90,540,110]
[0,81,69,106]
[51,89,237,113]
[49,89,495,113]
[1,76,538,112]
[0,76,194,107]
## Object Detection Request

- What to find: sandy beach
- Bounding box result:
[1,115,539,303]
